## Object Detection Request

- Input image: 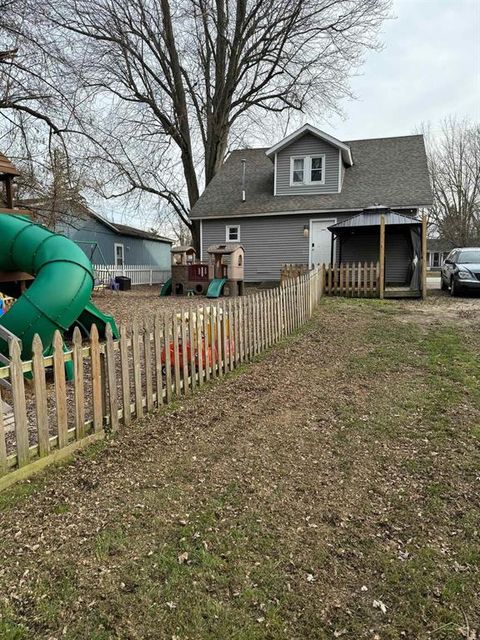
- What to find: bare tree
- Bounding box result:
[30,0,390,247]
[0,0,71,136]
[425,118,480,246]
[5,141,89,233]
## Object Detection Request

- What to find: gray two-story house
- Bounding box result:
[190,123,433,282]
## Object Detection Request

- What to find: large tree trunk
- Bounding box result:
[190,220,201,255]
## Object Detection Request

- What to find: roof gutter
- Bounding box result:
[190,204,432,221]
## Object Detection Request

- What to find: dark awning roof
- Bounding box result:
[328,208,422,232]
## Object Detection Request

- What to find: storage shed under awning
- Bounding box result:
[328,207,425,297]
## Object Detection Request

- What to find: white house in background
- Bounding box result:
[427,238,455,270]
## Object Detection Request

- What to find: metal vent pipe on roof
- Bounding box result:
[241,158,246,202]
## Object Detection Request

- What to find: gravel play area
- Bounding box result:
[91,285,262,327]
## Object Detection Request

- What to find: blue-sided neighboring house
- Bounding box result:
[64,211,173,271]
[26,200,174,284]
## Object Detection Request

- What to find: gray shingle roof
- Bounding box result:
[114,222,173,243]
[190,135,433,219]
[427,238,455,252]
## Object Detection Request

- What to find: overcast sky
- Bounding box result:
[325,0,480,141]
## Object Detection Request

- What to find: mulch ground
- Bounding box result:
[91,285,262,327]
[0,294,479,639]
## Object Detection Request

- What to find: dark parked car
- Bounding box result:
[441,248,480,296]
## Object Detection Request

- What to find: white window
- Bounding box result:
[114,243,125,267]
[310,156,324,182]
[290,155,326,186]
[226,225,240,241]
[291,157,305,184]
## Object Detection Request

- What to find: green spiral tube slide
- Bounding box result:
[0,213,118,363]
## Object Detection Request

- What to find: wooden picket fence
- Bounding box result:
[322,262,380,297]
[280,263,310,283]
[0,267,322,490]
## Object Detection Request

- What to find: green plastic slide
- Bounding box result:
[206,278,227,298]
[160,277,172,296]
[74,301,118,339]
[0,213,118,362]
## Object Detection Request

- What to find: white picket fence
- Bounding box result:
[93,265,171,287]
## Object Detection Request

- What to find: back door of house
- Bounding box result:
[311,219,335,267]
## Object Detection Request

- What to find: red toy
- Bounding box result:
[161,336,234,370]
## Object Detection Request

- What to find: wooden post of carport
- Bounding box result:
[379,214,385,299]
[421,213,427,299]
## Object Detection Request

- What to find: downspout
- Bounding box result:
[241,159,246,202]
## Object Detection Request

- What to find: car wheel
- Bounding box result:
[440,277,448,291]
[450,278,459,296]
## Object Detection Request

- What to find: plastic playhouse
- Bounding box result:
[0,152,118,370]
[160,244,245,298]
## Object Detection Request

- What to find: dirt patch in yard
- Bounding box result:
[394,289,480,329]
[0,296,478,639]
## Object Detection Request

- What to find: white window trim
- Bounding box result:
[290,155,306,186]
[338,149,342,191]
[289,154,326,187]
[226,225,240,242]
[273,153,277,195]
[114,242,125,267]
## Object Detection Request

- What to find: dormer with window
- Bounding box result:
[265,124,353,196]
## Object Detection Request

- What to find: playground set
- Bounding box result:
[0,152,244,395]
[0,154,118,383]
[160,244,245,299]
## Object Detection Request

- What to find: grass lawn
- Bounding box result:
[0,296,478,639]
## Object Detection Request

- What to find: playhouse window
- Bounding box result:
[114,243,125,267]
[226,225,240,241]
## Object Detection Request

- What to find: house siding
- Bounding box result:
[276,134,340,196]
[385,228,412,284]
[57,217,171,268]
[338,227,413,284]
[338,230,379,264]
[201,213,351,282]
